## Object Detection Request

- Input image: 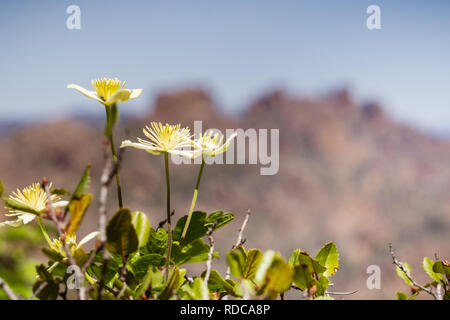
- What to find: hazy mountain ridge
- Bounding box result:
[0,88,448,299]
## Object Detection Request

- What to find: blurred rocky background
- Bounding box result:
[0,88,449,299]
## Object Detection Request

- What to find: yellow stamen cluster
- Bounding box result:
[141,122,192,153]
[91,78,126,101]
[8,183,58,214]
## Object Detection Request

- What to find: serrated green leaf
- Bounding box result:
[315,242,339,277]
[396,263,413,286]
[131,211,151,248]
[423,257,444,284]
[106,208,139,257]
[66,193,92,234]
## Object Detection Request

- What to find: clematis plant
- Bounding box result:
[180,131,237,242]
[121,122,194,280]
[67,78,143,208]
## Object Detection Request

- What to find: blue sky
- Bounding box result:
[0,1,449,134]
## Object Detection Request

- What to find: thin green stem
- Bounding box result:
[38,217,53,247]
[105,105,123,209]
[164,152,172,282]
[181,157,205,242]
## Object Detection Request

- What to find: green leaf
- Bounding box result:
[423,257,444,284]
[205,211,235,230]
[396,291,408,300]
[50,188,71,196]
[181,277,209,300]
[315,242,339,277]
[316,276,330,296]
[255,250,293,294]
[172,238,218,265]
[433,260,450,277]
[131,211,151,248]
[0,179,4,197]
[243,248,263,280]
[396,291,418,300]
[66,193,92,234]
[106,208,139,257]
[71,165,91,200]
[42,248,64,262]
[131,254,165,278]
[147,228,168,255]
[314,296,334,300]
[3,197,40,215]
[201,269,237,296]
[158,268,181,300]
[226,245,248,278]
[293,263,316,291]
[395,263,413,286]
[134,266,153,299]
[290,249,327,275]
[173,211,208,246]
[32,279,58,300]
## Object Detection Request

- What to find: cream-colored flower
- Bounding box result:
[192,131,238,157]
[1,183,68,228]
[50,231,99,258]
[121,122,196,158]
[67,77,142,106]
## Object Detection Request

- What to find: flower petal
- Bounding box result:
[77,231,100,249]
[67,84,104,104]
[120,140,161,155]
[213,132,238,155]
[168,149,202,159]
[53,200,69,208]
[104,88,142,106]
[0,213,36,228]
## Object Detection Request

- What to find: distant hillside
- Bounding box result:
[0,88,448,299]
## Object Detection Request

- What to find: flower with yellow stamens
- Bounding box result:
[121,122,195,158]
[67,77,142,106]
[192,130,238,157]
[50,231,99,258]
[1,183,68,228]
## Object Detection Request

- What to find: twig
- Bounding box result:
[0,277,21,300]
[29,281,47,300]
[97,146,124,300]
[204,222,218,287]
[158,210,175,229]
[43,179,83,299]
[326,290,359,296]
[225,209,251,280]
[389,243,441,300]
